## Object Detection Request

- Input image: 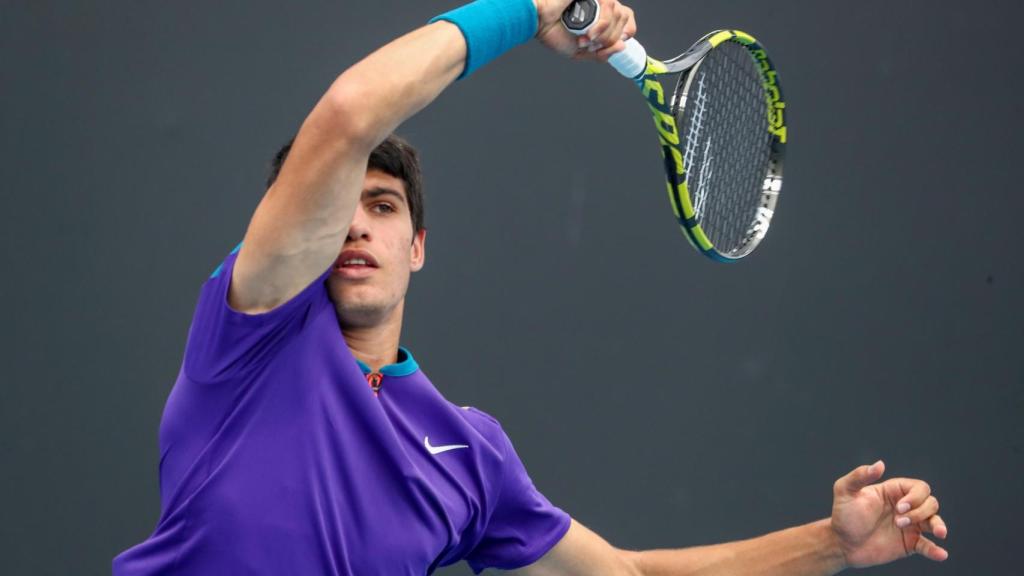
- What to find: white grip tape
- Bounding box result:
[608,38,647,79]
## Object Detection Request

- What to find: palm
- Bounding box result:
[832,479,922,567]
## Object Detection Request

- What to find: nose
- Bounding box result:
[346,205,371,242]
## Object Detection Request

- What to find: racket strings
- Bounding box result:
[678,41,773,255]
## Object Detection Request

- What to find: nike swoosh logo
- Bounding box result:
[424,436,469,455]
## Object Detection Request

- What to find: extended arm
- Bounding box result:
[627,519,844,576]
[510,518,843,576]
[513,461,948,576]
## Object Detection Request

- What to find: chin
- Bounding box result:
[329,291,390,327]
[336,307,385,329]
[327,278,407,326]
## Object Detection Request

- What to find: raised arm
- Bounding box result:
[228,20,467,313]
[228,0,634,313]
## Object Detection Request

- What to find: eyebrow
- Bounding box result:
[363,187,407,204]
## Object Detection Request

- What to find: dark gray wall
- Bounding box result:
[2,1,1020,574]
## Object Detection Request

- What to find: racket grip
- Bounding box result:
[608,38,647,79]
[560,0,646,79]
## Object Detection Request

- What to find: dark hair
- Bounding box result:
[266,134,425,233]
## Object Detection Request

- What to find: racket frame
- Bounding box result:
[640,30,787,262]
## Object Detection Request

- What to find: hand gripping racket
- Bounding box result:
[563,0,787,262]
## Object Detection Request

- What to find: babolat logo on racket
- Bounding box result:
[728,32,787,145]
[561,0,599,34]
[751,49,787,144]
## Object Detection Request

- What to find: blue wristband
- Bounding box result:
[429,0,539,79]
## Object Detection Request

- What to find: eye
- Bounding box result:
[371,202,396,214]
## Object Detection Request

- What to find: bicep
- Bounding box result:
[506,519,641,576]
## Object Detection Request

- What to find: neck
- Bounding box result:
[339,301,405,372]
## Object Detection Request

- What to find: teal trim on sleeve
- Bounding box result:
[210,241,245,279]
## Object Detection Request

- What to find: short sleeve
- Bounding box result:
[464,429,571,574]
[182,244,333,383]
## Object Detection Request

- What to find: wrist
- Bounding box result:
[817,518,850,574]
[429,0,539,78]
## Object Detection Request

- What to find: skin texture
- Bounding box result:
[830,461,947,566]
[512,460,948,575]
[535,0,636,61]
[327,171,425,326]
[225,0,949,573]
[327,170,425,370]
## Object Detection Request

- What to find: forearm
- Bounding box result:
[535,462,946,575]
[320,20,468,151]
[628,519,847,576]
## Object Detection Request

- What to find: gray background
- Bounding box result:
[1,0,1020,574]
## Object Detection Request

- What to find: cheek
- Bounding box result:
[380,230,416,271]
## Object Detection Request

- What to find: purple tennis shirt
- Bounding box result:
[112,246,570,575]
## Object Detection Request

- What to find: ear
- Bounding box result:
[409,228,427,272]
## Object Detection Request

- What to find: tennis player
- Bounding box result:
[113,0,948,574]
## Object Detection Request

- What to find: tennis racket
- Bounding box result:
[562,0,787,262]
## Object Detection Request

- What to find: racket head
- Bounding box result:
[648,30,787,262]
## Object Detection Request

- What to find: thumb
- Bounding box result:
[834,460,885,496]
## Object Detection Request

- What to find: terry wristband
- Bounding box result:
[429,0,539,79]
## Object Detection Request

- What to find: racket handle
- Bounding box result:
[561,0,647,79]
[608,38,647,79]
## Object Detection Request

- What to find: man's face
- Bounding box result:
[327,169,425,327]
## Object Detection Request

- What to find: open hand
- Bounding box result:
[831,460,949,568]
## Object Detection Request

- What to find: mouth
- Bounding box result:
[333,249,379,277]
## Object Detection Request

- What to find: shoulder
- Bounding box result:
[182,243,334,383]
[412,368,511,459]
[452,404,511,454]
[455,404,501,431]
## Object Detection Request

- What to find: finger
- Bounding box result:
[593,3,627,48]
[621,6,637,40]
[914,534,949,561]
[572,47,605,62]
[898,495,939,527]
[927,514,948,539]
[575,35,601,56]
[585,1,624,49]
[833,460,885,496]
[595,39,627,61]
[893,478,931,514]
[583,8,611,48]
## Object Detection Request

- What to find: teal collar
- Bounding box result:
[355,346,419,377]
